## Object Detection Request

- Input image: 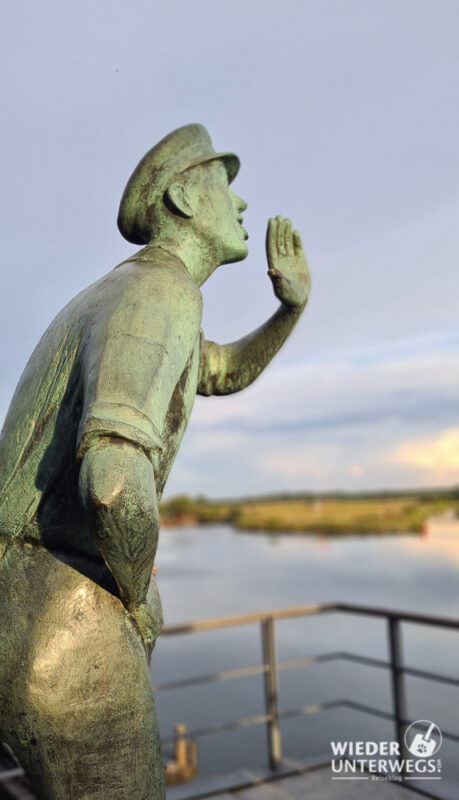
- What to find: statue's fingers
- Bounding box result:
[266,218,276,257]
[276,215,285,256]
[285,219,294,255]
[293,230,302,254]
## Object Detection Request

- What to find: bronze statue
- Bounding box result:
[0,124,310,799]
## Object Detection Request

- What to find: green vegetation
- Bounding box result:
[159,494,234,525]
[159,488,459,534]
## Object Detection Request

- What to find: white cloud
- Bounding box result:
[165,332,459,497]
[390,427,459,482]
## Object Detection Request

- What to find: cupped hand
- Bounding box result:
[266,216,311,309]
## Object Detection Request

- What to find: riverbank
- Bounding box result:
[159,488,459,534]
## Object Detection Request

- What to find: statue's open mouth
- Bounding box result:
[237,216,249,239]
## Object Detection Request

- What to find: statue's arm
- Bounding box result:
[79,438,161,646]
[198,217,310,396]
[77,267,201,645]
[79,437,162,645]
[198,304,304,395]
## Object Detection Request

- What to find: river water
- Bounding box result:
[153,524,459,797]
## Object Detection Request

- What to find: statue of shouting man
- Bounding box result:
[0,124,310,799]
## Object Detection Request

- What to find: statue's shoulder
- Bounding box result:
[80,248,202,344]
[109,247,201,309]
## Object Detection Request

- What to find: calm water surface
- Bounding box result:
[153,525,459,797]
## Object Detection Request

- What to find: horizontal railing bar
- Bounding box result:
[339,651,459,690]
[161,601,459,638]
[154,647,459,694]
[161,700,344,744]
[279,653,342,671]
[402,665,459,688]
[153,651,355,692]
[160,696,459,748]
[276,651,391,673]
[279,700,346,720]
[338,652,390,671]
[153,662,268,691]
[161,711,271,743]
[161,602,338,635]
[335,602,459,631]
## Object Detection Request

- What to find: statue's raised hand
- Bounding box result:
[266,216,311,309]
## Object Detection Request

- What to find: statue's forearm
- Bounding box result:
[199,301,305,395]
[79,439,158,612]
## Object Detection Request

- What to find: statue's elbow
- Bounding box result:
[79,439,157,518]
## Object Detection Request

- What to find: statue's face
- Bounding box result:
[188,161,248,264]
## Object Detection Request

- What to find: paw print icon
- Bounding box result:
[415,741,429,754]
[405,721,442,757]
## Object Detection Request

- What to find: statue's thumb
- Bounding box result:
[267,269,282,282]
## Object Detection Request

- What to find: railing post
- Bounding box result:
[261,617,282,770]
[388,617,407,760]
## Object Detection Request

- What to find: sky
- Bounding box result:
[0,0,458,497]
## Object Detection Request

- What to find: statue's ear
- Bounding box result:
[165,181,193,219]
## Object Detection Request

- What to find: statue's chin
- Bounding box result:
[223,242,249,265]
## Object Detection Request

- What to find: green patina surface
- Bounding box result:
[0,124,310,799]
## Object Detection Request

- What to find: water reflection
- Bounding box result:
[153,525,459,792]
[156,523,459,621]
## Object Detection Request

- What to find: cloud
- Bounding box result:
[192,330,459,439]
[164,331,459,497]
[390,427,459,481]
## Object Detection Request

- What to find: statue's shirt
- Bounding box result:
[0,248,203,569]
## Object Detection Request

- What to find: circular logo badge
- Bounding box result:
[405,720,442,757]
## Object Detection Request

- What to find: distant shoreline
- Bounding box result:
[159,488,459,535]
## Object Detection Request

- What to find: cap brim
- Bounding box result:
[180,152,240,184]
[215,152,240,183]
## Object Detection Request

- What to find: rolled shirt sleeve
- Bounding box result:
[77,400,163,460]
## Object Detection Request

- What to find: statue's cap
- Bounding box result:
[117,123,240,245]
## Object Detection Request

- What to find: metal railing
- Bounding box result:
[2,601,458,798]
[156,601,459,785]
